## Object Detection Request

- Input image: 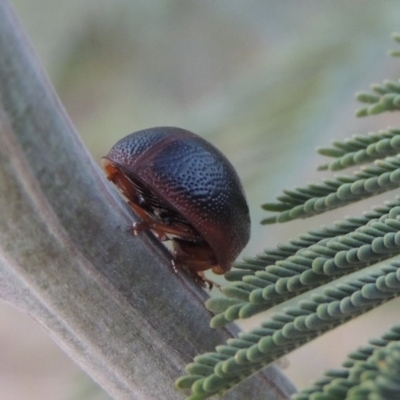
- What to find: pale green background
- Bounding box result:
[2,1,400,398]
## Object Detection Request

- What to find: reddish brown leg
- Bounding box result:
[102,160,199,242]
[127,200,199,241]
[172,241,221,289]
[103,160,219,289]
[170,259,212,288]
[102,160,139,201]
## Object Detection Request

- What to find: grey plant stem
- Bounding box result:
[0,1,296,399]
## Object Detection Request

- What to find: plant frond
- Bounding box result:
[317,129,400,171]
[207,200,400,328]
[178,31,400,399]
[388,32,400,57]
[292,325,400,400]
[355,81,400,117]
[262,156,400,224]
[177,262,400,399]
[356,32,400,115]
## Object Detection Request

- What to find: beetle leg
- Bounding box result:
[103,160,202,241]
[133,220,198,240]
[173,241,218,269]
[172,241,221,289]
[128,221,166,241]
[171,259,178,273]
[126,200,199,241]
[190,271,217,290]
[171,259,217,289]
[103,160,140,202]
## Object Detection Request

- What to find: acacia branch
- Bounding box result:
[0,1,295,399]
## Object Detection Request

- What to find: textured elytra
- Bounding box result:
[104,126,250,271]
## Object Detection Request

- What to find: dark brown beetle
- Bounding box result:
[101,127,250,287]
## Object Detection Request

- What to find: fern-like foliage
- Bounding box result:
[355,81,400,117]
[177,261,400,399]
[355,35,400,118]
[317,129,400,171]
[207,200,400,328]
[176,34,400,399]
[293,324,400,399]
[262,157,400,224]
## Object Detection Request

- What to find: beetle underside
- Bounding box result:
[102,158,224,287]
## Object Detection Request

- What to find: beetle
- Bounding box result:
[101,126,250,287]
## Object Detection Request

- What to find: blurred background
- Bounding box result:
[3,0,400,398]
